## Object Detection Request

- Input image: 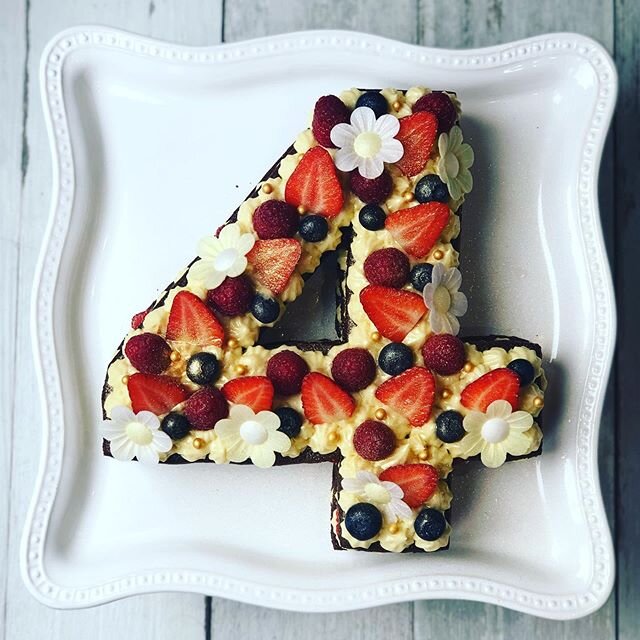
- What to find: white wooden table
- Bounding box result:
[1,1,636,638]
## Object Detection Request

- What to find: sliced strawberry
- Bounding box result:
[165,291,224,346]
[127,373,190,415]
[301,372,355,425]
[374,367,435,427]
[247,238,301,295]
[460,368,520,412]
[379,463,439,508]
[359,285,426,342]
[394,111,438,177]
[385,202,450,259]
[284,146,344,217]
[222,376,274,413]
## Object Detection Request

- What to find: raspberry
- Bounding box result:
[353,420,396,461]
[206,276,253,317]
[183,387,228,430]
[350,171,392,204]
[331,348,376,392]
[252,200,299,239]
[422,333,465,375]
[312,95,350,147]
[413,92,457,134]
[124,333,172,374]
[363,248,410,288]
[266,350,310,396]
[131,308,150,329]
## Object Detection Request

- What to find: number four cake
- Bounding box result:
[101,87,546,553]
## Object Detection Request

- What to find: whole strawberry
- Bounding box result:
[312,95,350,147]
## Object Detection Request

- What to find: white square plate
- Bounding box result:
[25,28,616,619]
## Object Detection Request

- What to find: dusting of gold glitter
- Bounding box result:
[170,350,181,362]
[441,388,452,400]
[463,362,474,373]
[433,249,444,260]
[533,397,544,408]
[262,183,273,194]
[192,437,205,450]
[375,408,387,421]
[121,375,130,385]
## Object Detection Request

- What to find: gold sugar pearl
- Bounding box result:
[418,450,429,462]
[192,437,205,450]
[392,100,402,111]
[463,362,474,373]
[227,337,239,349]
[235,364,248,376]
[533,397,544,408]
[433,249,444,260]
[375,408,387,421]
[262,183,273,194]
[403,191,414,202]
[327,431,339,443]
[371,331,382,342]
[121,375,130,385]
[388,522,400,534]
[169,350,181,362]
[441,388,452,400]
[297,205,306,215]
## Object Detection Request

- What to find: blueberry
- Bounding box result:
[359,204,386,231]
[415,174,449,203]
[409,263,434,291]
[344,503,383,540]
[435,410,465,443]
[160,412,191,440]
[507,358,535,386]
[378,342,413,376]
[275,406,303,438]
[299,214,328,242]
[355,91,389,118]
[251,294,280,324]
[186,352,220,385]
[414,508,447,541]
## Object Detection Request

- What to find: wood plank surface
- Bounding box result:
[2,2,222,639]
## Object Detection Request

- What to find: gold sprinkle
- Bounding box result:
[371,331,382,342]
[169,350,181,362]
[441,388,452,400]
[403,191,414,202]
[375,408,387,421]
[433,249,444,260]
[297,205,306,215]
[192,437,205,450]
[392,100,402,111]
[463,362,474,373]
[418,450,429,461]
[262,183,273,194]
[235,364,248,376]
[227,337,239,349]
[121,375,130,385]
[388,523,400,534]
[327,431,339,443]
[533,397,544,408]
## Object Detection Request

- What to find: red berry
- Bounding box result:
[421,334,465,376]
[353,420,396,461]
[385,202,450,259]
[285,147,344,217]
[131,308,150,329]
[301,372,355,424]
[312,95,350,148]
[413,91,457,134]
[247,238,301,295]
[127,373,189,415]
[331,348,376,392]
[266,350,310,396]
[252,200,299,239]
[350,171,393,204]
[125,333,172,374]
[379,463,439,507]
[166,291,225,347]
[184,387,229,430]
[363,248,410,288]
[374,367,436,427]
[460,368,520,412]
[394,112,438,177]
[206,276,253,317]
